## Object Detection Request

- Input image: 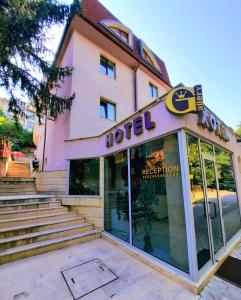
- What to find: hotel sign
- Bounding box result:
[198,108,229,142]
[166,85,229,142]
[165,85,204,115]
[105,85,229,147]
[106,111,155,148]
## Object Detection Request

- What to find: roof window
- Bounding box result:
[100,19,133,48]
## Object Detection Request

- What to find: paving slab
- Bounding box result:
[0,238,198,300]
[200,242,241,300]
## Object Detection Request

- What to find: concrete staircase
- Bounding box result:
[0,178,36,195]
[0,195,100,265]
[7,161,30,178]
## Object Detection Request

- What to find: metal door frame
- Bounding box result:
[201,153,226,263]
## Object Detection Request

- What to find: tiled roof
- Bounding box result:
[80,0,171,86]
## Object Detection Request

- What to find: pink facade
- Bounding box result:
[35,0,241,288]
[64,99,241,200]
[36,0,171,171]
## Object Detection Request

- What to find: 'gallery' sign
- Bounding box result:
[166,85,229,142]
[165,85,204,115]
[105,85,229,147]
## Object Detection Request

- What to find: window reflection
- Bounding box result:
[215,147,241,242]
[100,55,116,79]
[69,159,100,195]
[201,140,213,156]
[100,99,116,121]
[104,151,129,242]
[186,134,211,269]
[203,159,224,254]
[130,133,189,273]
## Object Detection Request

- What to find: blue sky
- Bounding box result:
[98,0,241,130]
[2,0,240,130]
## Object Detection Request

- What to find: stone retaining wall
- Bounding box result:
[35,171,67,195]
[60,196,104,230]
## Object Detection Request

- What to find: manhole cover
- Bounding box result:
[61,259,118,299]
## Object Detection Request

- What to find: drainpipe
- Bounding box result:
[133,61,140,112]
[41,110,47,172]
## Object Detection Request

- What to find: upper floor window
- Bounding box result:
[100,98,116,121]
[139,40,162,73]
[100,19,134,48]
[109,26,129,44]
[100,55,116,79]
[143,50,154,66]
[149,83,158,98]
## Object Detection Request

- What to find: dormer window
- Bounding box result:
[143,50,154,66]
[139,40,162,73]
[100,19,133,48]
[109,26,129,44]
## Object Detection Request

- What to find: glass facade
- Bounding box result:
[186,133,241,271]
[203,159,224,254]
[68,130,240,278]
[130,133,189,272]
[215,147,241,242]
[104,133,189,273]
[104,151,130,242]
[186,134,211,269]
[69,159,100,195]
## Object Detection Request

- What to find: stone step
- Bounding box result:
[7,168,29,172]
[0,217,85,238]
[0,184,36,189]
[0,178,34,182]
[0,201,60,212]
[7,173,30,178]
[0,181,35,185]
[0,195,56,205]
[0,191,37,196]
[0,223,93,250]
[7,168,30,172]
[8,162,30,166]
[0,207,68,220]
[0,179,36,195]
[0,212,79,228]
[0,189,36,194]
[7,162,30,175]
[0,187,36,196]
[7,171,30,178]
[0,230,100,265]
[7,167,29,170]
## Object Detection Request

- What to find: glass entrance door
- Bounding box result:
[202,156,225,261]
[186,134,240,274]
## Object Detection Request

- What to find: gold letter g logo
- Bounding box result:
[166,87,197,115]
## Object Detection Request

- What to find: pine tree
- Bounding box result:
[0,0,81,121]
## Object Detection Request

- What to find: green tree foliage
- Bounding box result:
[0,0,81,121]
[236,123,241,137]
[0,114,34,148]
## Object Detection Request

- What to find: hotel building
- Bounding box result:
[35,0,241,292]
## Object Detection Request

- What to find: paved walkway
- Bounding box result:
[0,238,240,300]
[200,243,241,300]
[0,238,198,300]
